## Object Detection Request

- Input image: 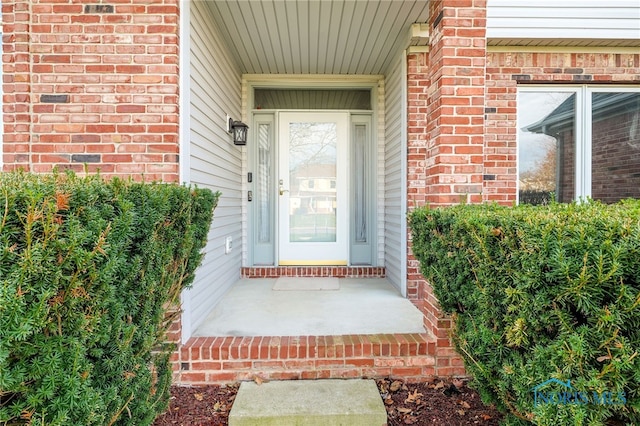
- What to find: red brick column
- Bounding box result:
[2,0,180,182]
[407,0,487,376]
[2,0,32,169]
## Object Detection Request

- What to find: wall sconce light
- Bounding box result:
[228,118,249,146]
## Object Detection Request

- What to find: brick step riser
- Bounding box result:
[175,333,465,384]
[178,356,437,384]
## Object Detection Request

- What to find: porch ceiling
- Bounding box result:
[205,0,430,75]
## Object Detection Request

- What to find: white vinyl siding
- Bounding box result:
[487,0,640,46]
[182,1,243,340]
[383,52,406,295]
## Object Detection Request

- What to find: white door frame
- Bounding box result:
[277,111,349,265]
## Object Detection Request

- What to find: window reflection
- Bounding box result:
[288,122,337,242]
[591,93,640,203]
[519,89,640,204]
[519,92,575,204]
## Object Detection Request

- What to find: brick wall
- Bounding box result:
[406,0,487,377]
[2,0,180,181]
[484,51,640,204]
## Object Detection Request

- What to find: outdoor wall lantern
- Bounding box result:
[229,118,249,146]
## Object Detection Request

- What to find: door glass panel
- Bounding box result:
[288,122,337,242]
[354,124,367,242]
[257,123,271,243]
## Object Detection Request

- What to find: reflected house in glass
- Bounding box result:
[523,92,640,204]
[290,164,337,215]
[289,163,337,242]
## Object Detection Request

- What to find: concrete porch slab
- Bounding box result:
[193,278,425,337]
[273,276,339,291]
[228,379,387,426]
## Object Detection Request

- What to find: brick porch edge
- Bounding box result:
[241,266,386,278]
[174,333,465,384]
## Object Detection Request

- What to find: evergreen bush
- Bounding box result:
[409,200,640,425]
[0,171,218,426]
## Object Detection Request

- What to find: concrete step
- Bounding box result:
[228,379,387,426]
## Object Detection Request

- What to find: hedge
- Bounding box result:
[409,200,640,425]
[0,171,218,426]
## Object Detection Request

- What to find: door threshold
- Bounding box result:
[278,260,348,266]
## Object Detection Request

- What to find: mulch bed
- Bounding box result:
[153,378,503,426]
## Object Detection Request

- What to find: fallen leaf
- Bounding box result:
[403,415,417,424]
[213,401,222,411]
[398,407,412,414]
[461,401,471,409]
[193,393,204,401]
[481,414,493,420]
[597,355,611,362]
[457,409,466,416]
[433,381,445,390]
[253,375,264,385]
[452,378,465,388]
[385,397,394,405]
[405,389,423,404]
[390,380,403,392]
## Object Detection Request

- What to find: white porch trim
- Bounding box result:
[178,0,192,343]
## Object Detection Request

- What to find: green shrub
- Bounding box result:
[409,200,640,425]
[0,171,218,426]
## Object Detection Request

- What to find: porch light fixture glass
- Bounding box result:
[229,118,249,146]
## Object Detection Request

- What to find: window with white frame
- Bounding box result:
[518,86,640,205]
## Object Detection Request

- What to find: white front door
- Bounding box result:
[278,112,349,265]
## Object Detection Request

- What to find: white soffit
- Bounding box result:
[204,0,430,75]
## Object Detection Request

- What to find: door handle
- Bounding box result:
[279,179,289,196]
